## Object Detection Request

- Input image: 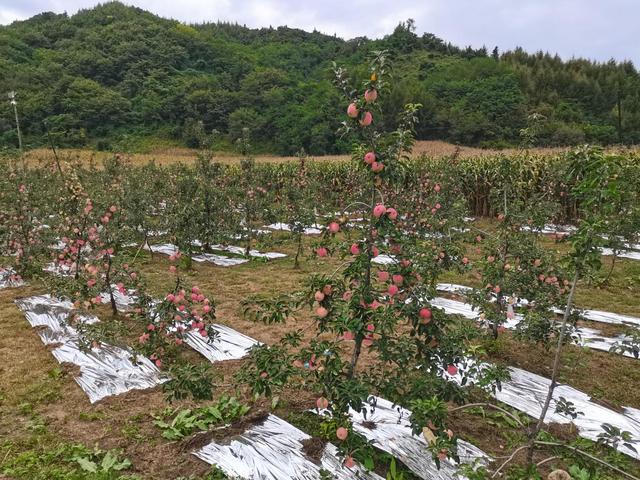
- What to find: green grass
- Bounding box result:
[1,433,139,480]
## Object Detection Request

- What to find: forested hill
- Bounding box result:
[1,2,639,155]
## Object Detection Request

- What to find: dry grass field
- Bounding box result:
[19,140,579,168]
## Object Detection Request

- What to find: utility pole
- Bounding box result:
[8,92,22,151]
[617,87,622,144]
[8,91,24,170]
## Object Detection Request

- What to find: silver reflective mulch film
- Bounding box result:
[15,294,99,344]
[0,268,25,290]
[522,224,578,235]
[100,287,140,313]
[194,414,383,480]
[49,239,68,250]
[437,282,640,328]
[184,324,260,363]
[229,228,273,238]
[600,236,640,260]
[345,222,365,229]
[580,308,640,328]
[50,341,164,404]
[521,225,640,259]
[431,290,638,359]
[265,223,324,235]
[600,247,640,260]
[43,262,74,276]
[371,254,397,266]
[149,243,249,266]
[210,244,287,260]
[152,241,286,263]
[317,396,489,480]
[15,294,164,403]
[97,289,260,363]
[450,361,640,461]
[142,228,168,237]
[435,283,473,294]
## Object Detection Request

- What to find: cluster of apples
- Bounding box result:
[347,88,377,126]
[347,83,386,174]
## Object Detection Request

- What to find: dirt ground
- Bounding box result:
[1,230,640,478]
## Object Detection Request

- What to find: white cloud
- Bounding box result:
[0,7,28,24]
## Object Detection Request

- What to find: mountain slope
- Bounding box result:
[1,2,639,154]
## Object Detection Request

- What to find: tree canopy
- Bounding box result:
[1,3,638,154]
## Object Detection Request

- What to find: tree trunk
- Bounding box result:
[526,269,580,466]
[294,233,302,269]
[105,260,118,316]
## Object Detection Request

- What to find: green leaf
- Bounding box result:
[194,420,209,431]
[364,456,375,470]
[111,457,132,471]
[75,457,98,473]
[208,407,222,420]
[100,451,118,471]
[162,429,183,440]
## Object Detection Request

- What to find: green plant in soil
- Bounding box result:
[238,50,505,470]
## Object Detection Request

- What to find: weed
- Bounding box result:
[152,396,249,440]
[78,412,108,422]
[1,441,135,479]
[47,366,64,380]
[63,444,132,475]
[25,415,47,433]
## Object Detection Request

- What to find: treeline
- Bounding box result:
[1,2,639,154]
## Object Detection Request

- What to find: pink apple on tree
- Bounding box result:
[364,152,375,164]
[373,205,387,217]
[364,89,378,102]
[359,111,372,126]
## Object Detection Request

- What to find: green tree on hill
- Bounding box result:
[1,2,639,153]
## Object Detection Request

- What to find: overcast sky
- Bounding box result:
[1,0,638,66]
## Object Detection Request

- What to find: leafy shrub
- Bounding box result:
[152,396,250,440]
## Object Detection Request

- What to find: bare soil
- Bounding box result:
[2,231,640,477]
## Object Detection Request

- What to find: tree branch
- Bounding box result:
[535,455,557,467]
[534,441,639,480]
[469,224,500,242]
[328,261,355,281]
[491,445,529,478]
